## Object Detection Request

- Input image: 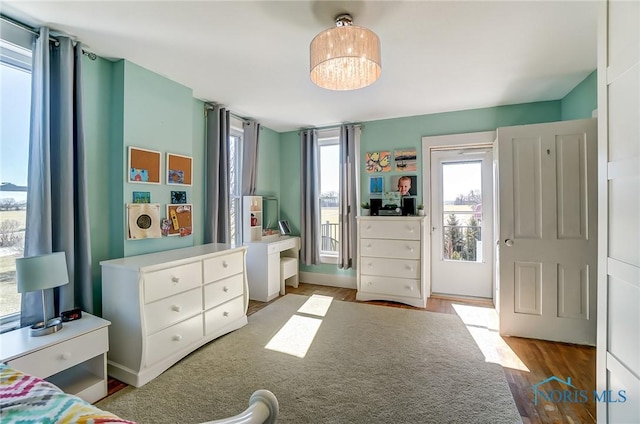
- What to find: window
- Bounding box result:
[318,128,340,263]
[0,25,34,330]
[228,118,244,246]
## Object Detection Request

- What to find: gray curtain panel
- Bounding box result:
[21,28,93,327]
[300,129,320,265]
[204,104,231,244]
[338,125,360,269]
[242,120,260,195]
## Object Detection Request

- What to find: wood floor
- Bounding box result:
[110,283,596,423]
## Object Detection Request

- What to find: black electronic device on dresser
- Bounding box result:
[370,196,416,216]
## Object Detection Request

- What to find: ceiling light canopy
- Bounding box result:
[310,14,381,91]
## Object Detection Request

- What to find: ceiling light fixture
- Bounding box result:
[310,14,381,91]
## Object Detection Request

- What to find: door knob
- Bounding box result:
[505,239,514,247]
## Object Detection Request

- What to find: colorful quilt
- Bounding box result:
[0,364,135,424]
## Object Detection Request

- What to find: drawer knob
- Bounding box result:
[223,286,229,292]
[223,311,230,317]
[171,305,181,312]
[222,261,229,268]
[171,276,180,283]
[367,281,373,286]
[367,262,373,267]
[406,286,414,291]
[407,227,414,232]
[367,244,372,249]
[407,246,414,252]
[173,335,183,342]
[366,225,371,230]
[60,352,71,361]
[406,266,414,271]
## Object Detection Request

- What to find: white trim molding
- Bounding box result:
[299,271,356,289]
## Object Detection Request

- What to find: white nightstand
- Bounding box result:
[0,312,110,403]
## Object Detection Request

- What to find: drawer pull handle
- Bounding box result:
[171,305,181,312]
[367,244,372,249]
[367,281,373,286]
[223,311,230,317]
[407,227,414,232]
[173,335,183,342]
[406,286,414,291]
[406,266,414,271]
[222,261,229,268]
[60,352,71,361]
[223,286,229,292]
[366,225,371,230]
[407,246,414,252]
[367,263,373,267]
[171,276,180,283]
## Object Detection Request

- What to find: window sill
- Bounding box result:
[320,253,338,265]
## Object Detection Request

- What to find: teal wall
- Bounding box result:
[81,54,597,304]
[561,70,597,120]
[282,101,563,276]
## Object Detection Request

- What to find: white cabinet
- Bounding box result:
[0,313,110,403]
[100,243,248,387]
[356,216,429,308]
[243,196,263,242]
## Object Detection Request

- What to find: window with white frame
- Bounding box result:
[228,117,244,246]
[318,128,340,263]
[0,24,33,331]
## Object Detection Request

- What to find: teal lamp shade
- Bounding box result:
[15,251,69,336]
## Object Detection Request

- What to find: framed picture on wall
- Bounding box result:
[166,153,193,186]
[128,147,161,184]
[369,176,384,194]
[166,203,193,237]
[394,148,417,172]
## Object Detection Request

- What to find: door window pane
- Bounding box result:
[441,161,483,262]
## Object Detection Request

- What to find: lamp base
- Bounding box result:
[29,318,63,337]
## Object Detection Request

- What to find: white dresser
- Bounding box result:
[356,216,429,308]
[100,243,248,387]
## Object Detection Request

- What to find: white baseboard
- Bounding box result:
[299,271,357,289]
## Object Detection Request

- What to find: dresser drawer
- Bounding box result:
[360,238,421,260]
[203,252,244,283]
[146,315,203,366]
[204,296,245,336]
[360,257,420,280]
[204,273,244,310]
[144,287,202,335]
[359,275,421,299]
[143,261,202,304]
[360,220,421,240]
[7,327,108,379]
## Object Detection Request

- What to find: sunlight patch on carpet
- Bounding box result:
[453,303,530,372]
[297,294,333,317]
[265,314,322,358]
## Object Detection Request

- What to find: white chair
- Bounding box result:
[280,257,299,295]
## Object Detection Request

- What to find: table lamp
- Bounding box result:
[16,251,69,337]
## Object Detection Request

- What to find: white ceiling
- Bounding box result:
[1,1,598,133]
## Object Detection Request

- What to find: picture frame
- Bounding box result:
[390,175,418,196]
[128,147,161,184]
[166,153,193,186]
[394,148,417,172]
[166,203,193,237]
[364,151,391,173]
[369,176,384,194]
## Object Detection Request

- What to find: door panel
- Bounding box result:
[498,118,597,345]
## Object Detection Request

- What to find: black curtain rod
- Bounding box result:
[0,14,97,60]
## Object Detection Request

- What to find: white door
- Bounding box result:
[498,118,597,345]
[430,149,493,298]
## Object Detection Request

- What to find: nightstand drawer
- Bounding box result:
[7,327,108,379]
[143,261,202,303]
[203,252,244,283]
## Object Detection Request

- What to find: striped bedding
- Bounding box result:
[0,364,135,424]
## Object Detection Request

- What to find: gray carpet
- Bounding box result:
[97,294,521,423]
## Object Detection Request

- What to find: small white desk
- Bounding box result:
[245,235,300,301]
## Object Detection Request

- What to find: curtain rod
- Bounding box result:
[204,103,251,124]
[0,14,96,60]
